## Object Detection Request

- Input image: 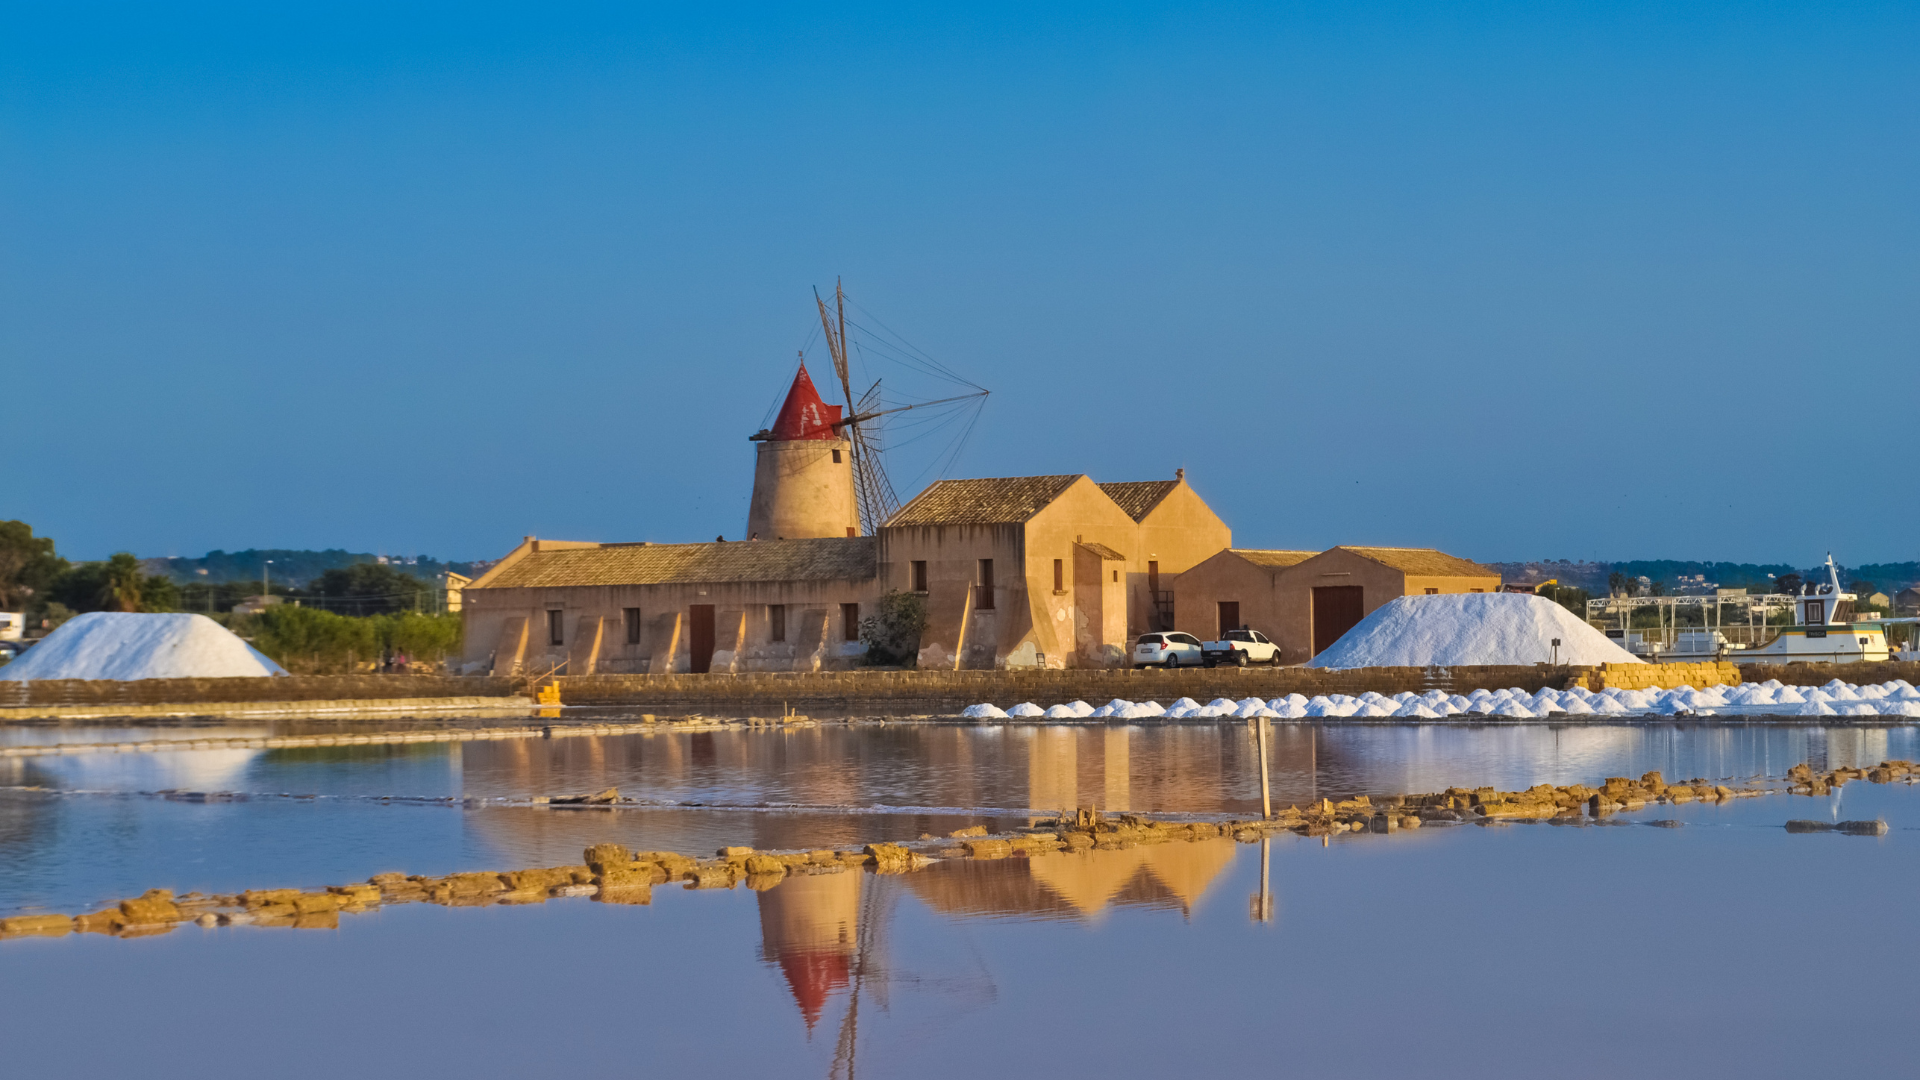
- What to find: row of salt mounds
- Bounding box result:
[960,678,1920,721]
[1307,593,1642,669]
[0,612,288,681]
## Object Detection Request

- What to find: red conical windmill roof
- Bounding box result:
[768,364,844,441]
[777,948,852,1030]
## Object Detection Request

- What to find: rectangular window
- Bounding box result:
[547,609,564,646]
[977,559,995,609]
[846,526,856,537]
[624,608,642,645]
[1148,560,1160,593]
[841,603,860,641]
[832,449,843,463]
[1470,588,1484,593]
[1112,570,1118,583]
[911,560,927,592]
[769,604,786,643]
[1053,559,1064,592]
[1425,588,1439,595]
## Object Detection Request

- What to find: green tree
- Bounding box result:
[305,563,433,615]
[243,606,380,673]
[0,521,69,612]
[1538,583,1592,616]
[859,590,928,666]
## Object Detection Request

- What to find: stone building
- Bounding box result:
[1172,545,1500,663]
[459,366,1232,673]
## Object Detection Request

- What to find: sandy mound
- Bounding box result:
[1307,593,1642,669]
[0,612,287,680]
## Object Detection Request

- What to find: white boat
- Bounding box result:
[1730,555,1889,666]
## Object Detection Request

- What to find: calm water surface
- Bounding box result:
[3,718,1916,1079]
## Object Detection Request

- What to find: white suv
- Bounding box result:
[1132,632,1204,668]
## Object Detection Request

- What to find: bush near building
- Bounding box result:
[239,606,463,674]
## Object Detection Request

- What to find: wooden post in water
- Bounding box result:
[1256,715,1272,820]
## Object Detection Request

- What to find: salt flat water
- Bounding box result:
[2,717,1916,1080]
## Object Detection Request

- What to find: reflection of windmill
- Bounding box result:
[812,280,989,535]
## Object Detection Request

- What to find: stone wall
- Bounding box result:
[0,675,521,709]
[553,665,1589,713]
[1584,661,1743,691]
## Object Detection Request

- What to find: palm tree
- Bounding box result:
[99,553,146,613]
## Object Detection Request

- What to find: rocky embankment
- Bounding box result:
[3,759,1910,942]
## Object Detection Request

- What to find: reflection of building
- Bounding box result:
[756,871,862,1029]
[903,840,1237,921]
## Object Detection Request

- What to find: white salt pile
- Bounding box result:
[0,613,288,681]
[1307,593,1641,670]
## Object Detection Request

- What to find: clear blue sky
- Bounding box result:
[4,2,1914,565]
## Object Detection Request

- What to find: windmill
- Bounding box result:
[813,280,988,534]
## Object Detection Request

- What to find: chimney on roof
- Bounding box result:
[1175,468,1185,481]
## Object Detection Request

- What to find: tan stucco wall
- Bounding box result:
[462,575,877,675]
[746,437,859,540]
[1127,481,1233,638]
[1168,551,1295,653]
[878,522,1026,671]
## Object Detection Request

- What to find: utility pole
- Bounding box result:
[263,560,273,602]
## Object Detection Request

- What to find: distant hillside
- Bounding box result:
[1486,559,1918,594]
[144,549,494,588]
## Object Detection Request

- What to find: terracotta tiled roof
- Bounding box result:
[886,475,1082,527]
[1337,546,1498,578]
[478,537,876,589]
[1232,549,1317,569]
[1097,481,1179,522]
[1076,541,1126,561]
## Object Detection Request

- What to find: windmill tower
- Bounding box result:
[747,364,861,539]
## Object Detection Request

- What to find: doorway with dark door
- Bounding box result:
[1217,601,1240,638]
[1311,586,1365,657]
[688,604,716,673]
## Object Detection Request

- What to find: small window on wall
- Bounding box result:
[1112,570,1118,583]
[769,604,787,643]
[1053,559,1064,592]
[1425,588,1439,595]
[832,449,843,463]
[977,559,995,609]
[547,609,564,646]
[842,603,860,641]
[624,608,642,644]
[1470,588,1484,593]
[911,560,928,592]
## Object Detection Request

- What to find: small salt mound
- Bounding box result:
[1892,686,1920,702]
[1803,689,1833,704]
[1351,701,1395,717]
[1447,694,1473,711]
[1488,700,1535,718]
[1559,696,1595,715]
[1169,697,1202,711]
[962,703,1006,719]
[1855,684,1888,700]
[1393,701,1442,718]
[1885,700,1920,718]
[1834,702,1878,717]
[1590,696,1630,714]
[1042,705,1080,718]
[1761,679,1783,690]
[0,612,287,681]
[1005,703,1045,718]
[1235,697,1266,711]
[1304,698,1344,717]
[1271,700,1309,718]
[1824,684,1861,702]
[1358,691,1388,704]
[1065,700,1096,717]
[1792,700,1838,716]
[1206,697,1238,710]
[1390,691,1418,705]
[1308,593,1642,670]
[1773,687,1807,704]
[1233,700,1270,718]
[1430,699,1463,715]
[1121,701,1166,718]
[1728,686,1774,706]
